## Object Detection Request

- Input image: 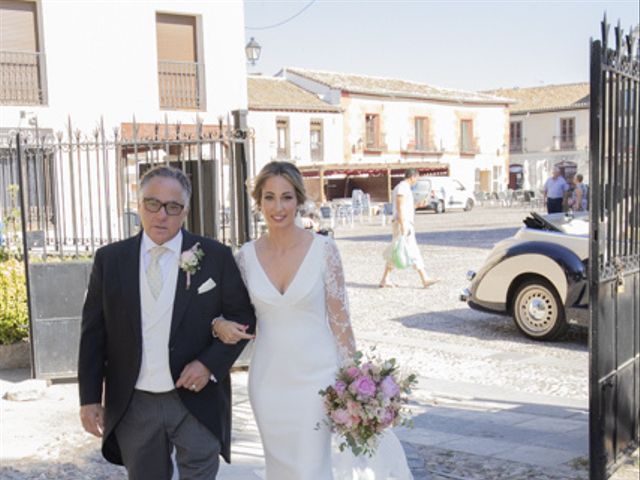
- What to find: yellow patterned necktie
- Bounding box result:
[147,246,166,299]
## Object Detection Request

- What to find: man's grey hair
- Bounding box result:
[138,165,192,205]
[404,168,419,179]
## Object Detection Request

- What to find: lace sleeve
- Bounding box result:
[323,237,357,365]
[235,246,248,286]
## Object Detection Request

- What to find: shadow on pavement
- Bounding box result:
[340,227,520,250]
[0,367,30,383]
[391,308,588,350]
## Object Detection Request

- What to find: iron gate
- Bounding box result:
[1,112,253,378]
[589,17,640,479]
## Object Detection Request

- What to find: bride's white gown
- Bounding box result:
[237,234,413,480]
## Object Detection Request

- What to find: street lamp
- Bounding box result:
[245,37,261,66]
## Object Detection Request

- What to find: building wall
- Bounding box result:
[1,0,248,132]
[247,110,343,175]
[509,108,589,192]
[342,95,509,193]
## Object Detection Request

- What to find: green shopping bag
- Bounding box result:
[391,235,412,269]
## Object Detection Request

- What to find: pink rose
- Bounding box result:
[331,408,351,425]
[380,376,400,399]
[181,250,196,263]
[346,399,362,416]
[334,380,347,396]
[381,407,396,427]
[346,366,360,378]
[352,376,376,398]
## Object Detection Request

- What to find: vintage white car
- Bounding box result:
[460,212,589,341]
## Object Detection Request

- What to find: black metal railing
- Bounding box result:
[0,51,46,105]
[553,135,576,151]
[509,140,523,153]
[588,15,639,480]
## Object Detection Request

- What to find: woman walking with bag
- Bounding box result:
[379,168,438,289]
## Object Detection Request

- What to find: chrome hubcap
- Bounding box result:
[528,298,548,321]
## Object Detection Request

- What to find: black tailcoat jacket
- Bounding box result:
[78,230,256,464]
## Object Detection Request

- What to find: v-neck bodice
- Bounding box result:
[251,234,317,297]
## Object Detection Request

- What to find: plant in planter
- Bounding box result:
[0,257,28,345]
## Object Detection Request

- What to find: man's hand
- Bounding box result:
[175,360,212,393]
[80,403,104,437]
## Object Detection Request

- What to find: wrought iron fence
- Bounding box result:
[0,114,253,259]
[0,51,46,105]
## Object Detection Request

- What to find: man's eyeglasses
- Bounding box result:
[142,198,185,216]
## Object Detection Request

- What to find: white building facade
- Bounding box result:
[247,76,342,187]
[281,68,511,201]
[1,0,248,131]
[487,83,590,193]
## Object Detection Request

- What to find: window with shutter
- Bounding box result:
[156,13,202,110]
[276,118,290,159]
[310,120,323,162]
[0,0,45,105]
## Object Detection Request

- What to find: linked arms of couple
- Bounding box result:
[213,240,357,364]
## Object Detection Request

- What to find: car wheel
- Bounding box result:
[435,201,445,214]
[464,199,474,211]
[511,278,568,341]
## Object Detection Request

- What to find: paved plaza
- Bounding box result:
[1,206,638,479]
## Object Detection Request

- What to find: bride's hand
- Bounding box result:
[212,317,255,344]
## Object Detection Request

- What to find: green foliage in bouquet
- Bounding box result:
[0,258,29,345]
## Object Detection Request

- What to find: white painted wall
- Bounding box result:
[341,95,509,193]
[248,110,343,175]
[1,0,248,132]
[509,108,590,191]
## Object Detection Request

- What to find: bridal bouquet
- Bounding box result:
[318,349,417,457]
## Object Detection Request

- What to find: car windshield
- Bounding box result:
[524,212,589,236]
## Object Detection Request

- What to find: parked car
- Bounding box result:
[413,176,474,213]
[460,211,589,340]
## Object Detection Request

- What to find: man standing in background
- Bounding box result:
[543,167,569,214]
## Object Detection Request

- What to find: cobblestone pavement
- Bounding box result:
[1,205,638,479]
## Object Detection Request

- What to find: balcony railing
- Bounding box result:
[460,136,480,154]
[0,51,46,105]
[553,135,576,151]
[510,140,523,153]
[158,60,203,110]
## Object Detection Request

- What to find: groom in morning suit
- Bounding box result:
[78,165,255,479]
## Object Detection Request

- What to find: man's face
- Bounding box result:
[408,175,419,187]
[139,176,189,245]
[552,168,560,178]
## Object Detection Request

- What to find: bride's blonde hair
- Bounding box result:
[251,161,307,207]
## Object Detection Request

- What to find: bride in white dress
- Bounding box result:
[213,161,413,480]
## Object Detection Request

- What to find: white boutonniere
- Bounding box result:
[180,242,204,289]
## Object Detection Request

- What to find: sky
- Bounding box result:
[243,0,639,92]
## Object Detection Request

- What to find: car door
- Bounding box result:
[413,179,431,209]
[449,180,467,208]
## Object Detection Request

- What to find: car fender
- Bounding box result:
[474,241,586,306]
